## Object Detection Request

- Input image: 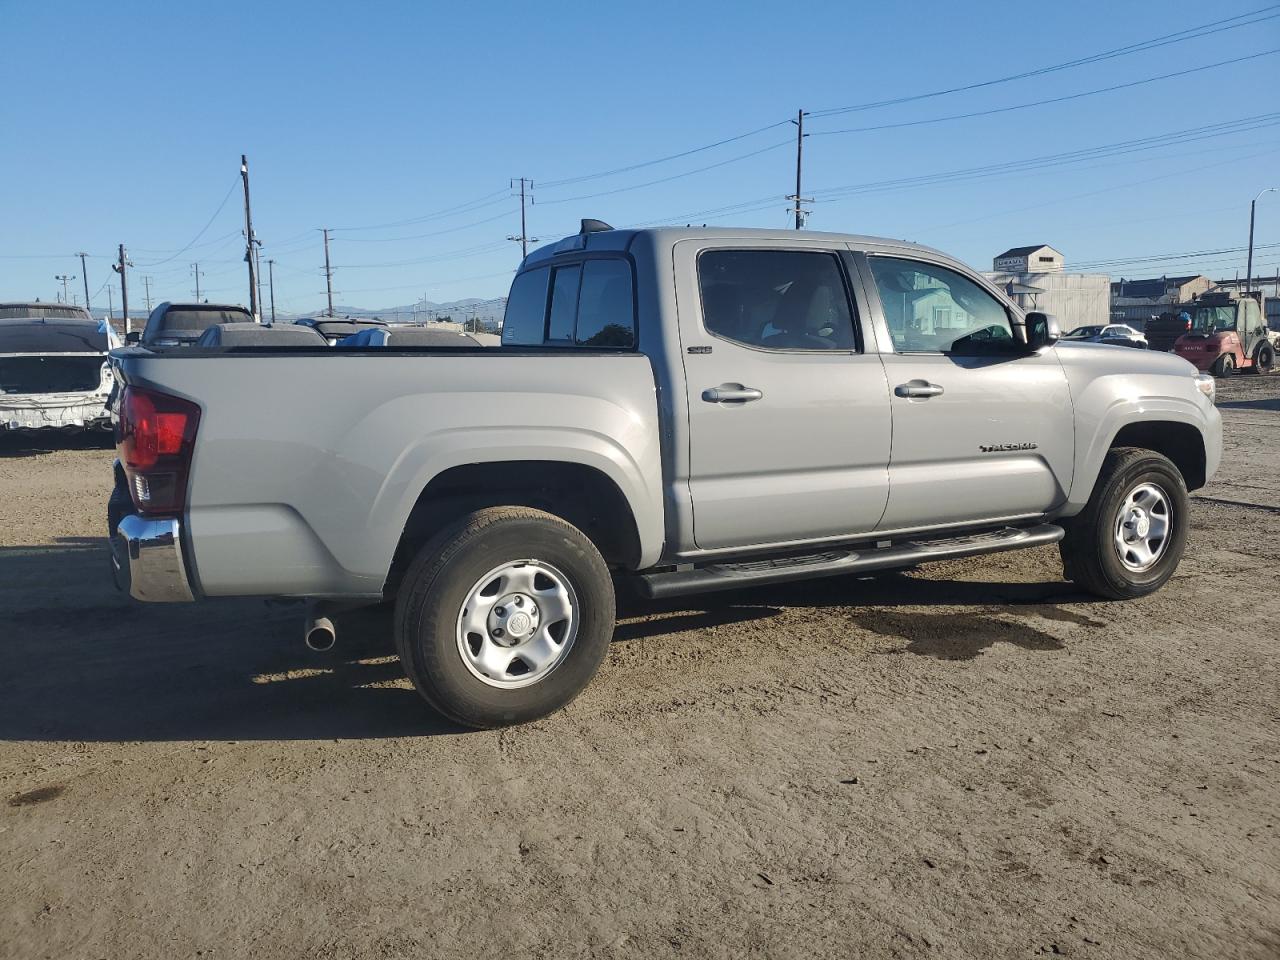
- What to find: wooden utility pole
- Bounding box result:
[192,262,203,301]
[241,154,260,319]
[112,244,132,334]
[267,258,276,323]
[508,178,536,257]
[76,253,91,310]
[55,274,74,303]
[142,275,154,312]
[322,228,335,317]
[788,109,811,230]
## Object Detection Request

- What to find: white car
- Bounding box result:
[0,306,116,433]
[1065,324,1148,349]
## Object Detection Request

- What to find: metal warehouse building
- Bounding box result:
[983,245,1111,332]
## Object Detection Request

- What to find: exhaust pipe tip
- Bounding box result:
[304,616,336,652]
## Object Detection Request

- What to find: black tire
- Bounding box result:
[393,506,615,729]
[1212,352,1235,378]
[1058,447,1189,600]
[1254,343,1274,375]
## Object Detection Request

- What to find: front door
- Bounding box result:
[675,241,893,550]
[858,253,1075,532]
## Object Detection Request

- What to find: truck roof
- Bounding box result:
[522,225,954,269]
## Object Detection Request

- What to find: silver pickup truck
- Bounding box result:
[108,224,1222,727]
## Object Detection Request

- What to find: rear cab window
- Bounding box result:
[502,258,636,349]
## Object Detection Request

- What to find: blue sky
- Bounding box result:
[2,0,1278,316]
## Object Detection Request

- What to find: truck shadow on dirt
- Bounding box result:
[1217,396,1280,412]
[616,567,1103,663]
[0,542,462,742]
[0,543,1100,743]
[0,432,114,458]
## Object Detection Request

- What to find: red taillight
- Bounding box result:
[116,385,201,517]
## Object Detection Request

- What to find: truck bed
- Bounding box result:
[112,346,664,597]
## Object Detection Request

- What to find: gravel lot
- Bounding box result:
[1,377,1277,959]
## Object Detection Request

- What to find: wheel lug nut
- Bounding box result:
[514,596,524,607]
[495,606,505,617]
[493,628,505,638]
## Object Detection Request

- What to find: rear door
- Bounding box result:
[858,253,1074,531]
[674,240,892,550]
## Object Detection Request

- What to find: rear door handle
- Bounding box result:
[894,380,944,399]
[703,383,764,403]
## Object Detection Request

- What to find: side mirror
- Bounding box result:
[1024,311,1060,350]
[125,330,141,345]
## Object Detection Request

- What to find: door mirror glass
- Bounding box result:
[1025,311,1060,350]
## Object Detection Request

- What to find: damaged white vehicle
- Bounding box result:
[0,303,117,433]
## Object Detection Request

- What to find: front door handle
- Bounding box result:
[703,383,764,403]
[895,380,944,399]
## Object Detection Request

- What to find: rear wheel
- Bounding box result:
[1059,447,1189,600]
[1253,343,1274,375]
[1212,353,1235,378]
[394,507,615,728]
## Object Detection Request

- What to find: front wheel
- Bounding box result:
[1254,343,1274,375]
[1212,353,1235,378]
[394,507,615,728]
[1059,447,1189,600]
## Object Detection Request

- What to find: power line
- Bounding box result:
[537,120,792,190]
[132,178,240,267]
[333,210,512,243]
[919,140,1280,233]
[335,240,511,270]
[523,5,1280,201]
[808,114,1280,200]
[332,189,511,232]
[810,48,1280,137]
[809,5,1280,118]
[131,229,242,255]
[536,139,792,206]
[1071,241,1280,270]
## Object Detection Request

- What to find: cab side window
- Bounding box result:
[868,257,1014,354]
[501,258,636,348]
[502,267,550,346]
[697,249,857,352]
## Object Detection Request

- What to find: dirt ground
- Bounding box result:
[1,377,1277,960]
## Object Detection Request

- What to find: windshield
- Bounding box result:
[1191,306,1236,333]
[156,307,252,334]
[1066,326,1103,338]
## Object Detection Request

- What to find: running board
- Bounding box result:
[634,523,1064,600]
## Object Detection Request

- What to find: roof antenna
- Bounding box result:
[580,219,613,235]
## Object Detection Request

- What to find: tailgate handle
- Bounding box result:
[703,384,763,403]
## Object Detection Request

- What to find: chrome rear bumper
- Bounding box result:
[110,514,195,602]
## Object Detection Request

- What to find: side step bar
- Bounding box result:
[634,523,1064,600]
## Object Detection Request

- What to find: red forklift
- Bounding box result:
[1173,290,1275,377]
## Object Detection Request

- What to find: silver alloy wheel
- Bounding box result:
[1113,482,1172,572]
[455,560,579,688]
